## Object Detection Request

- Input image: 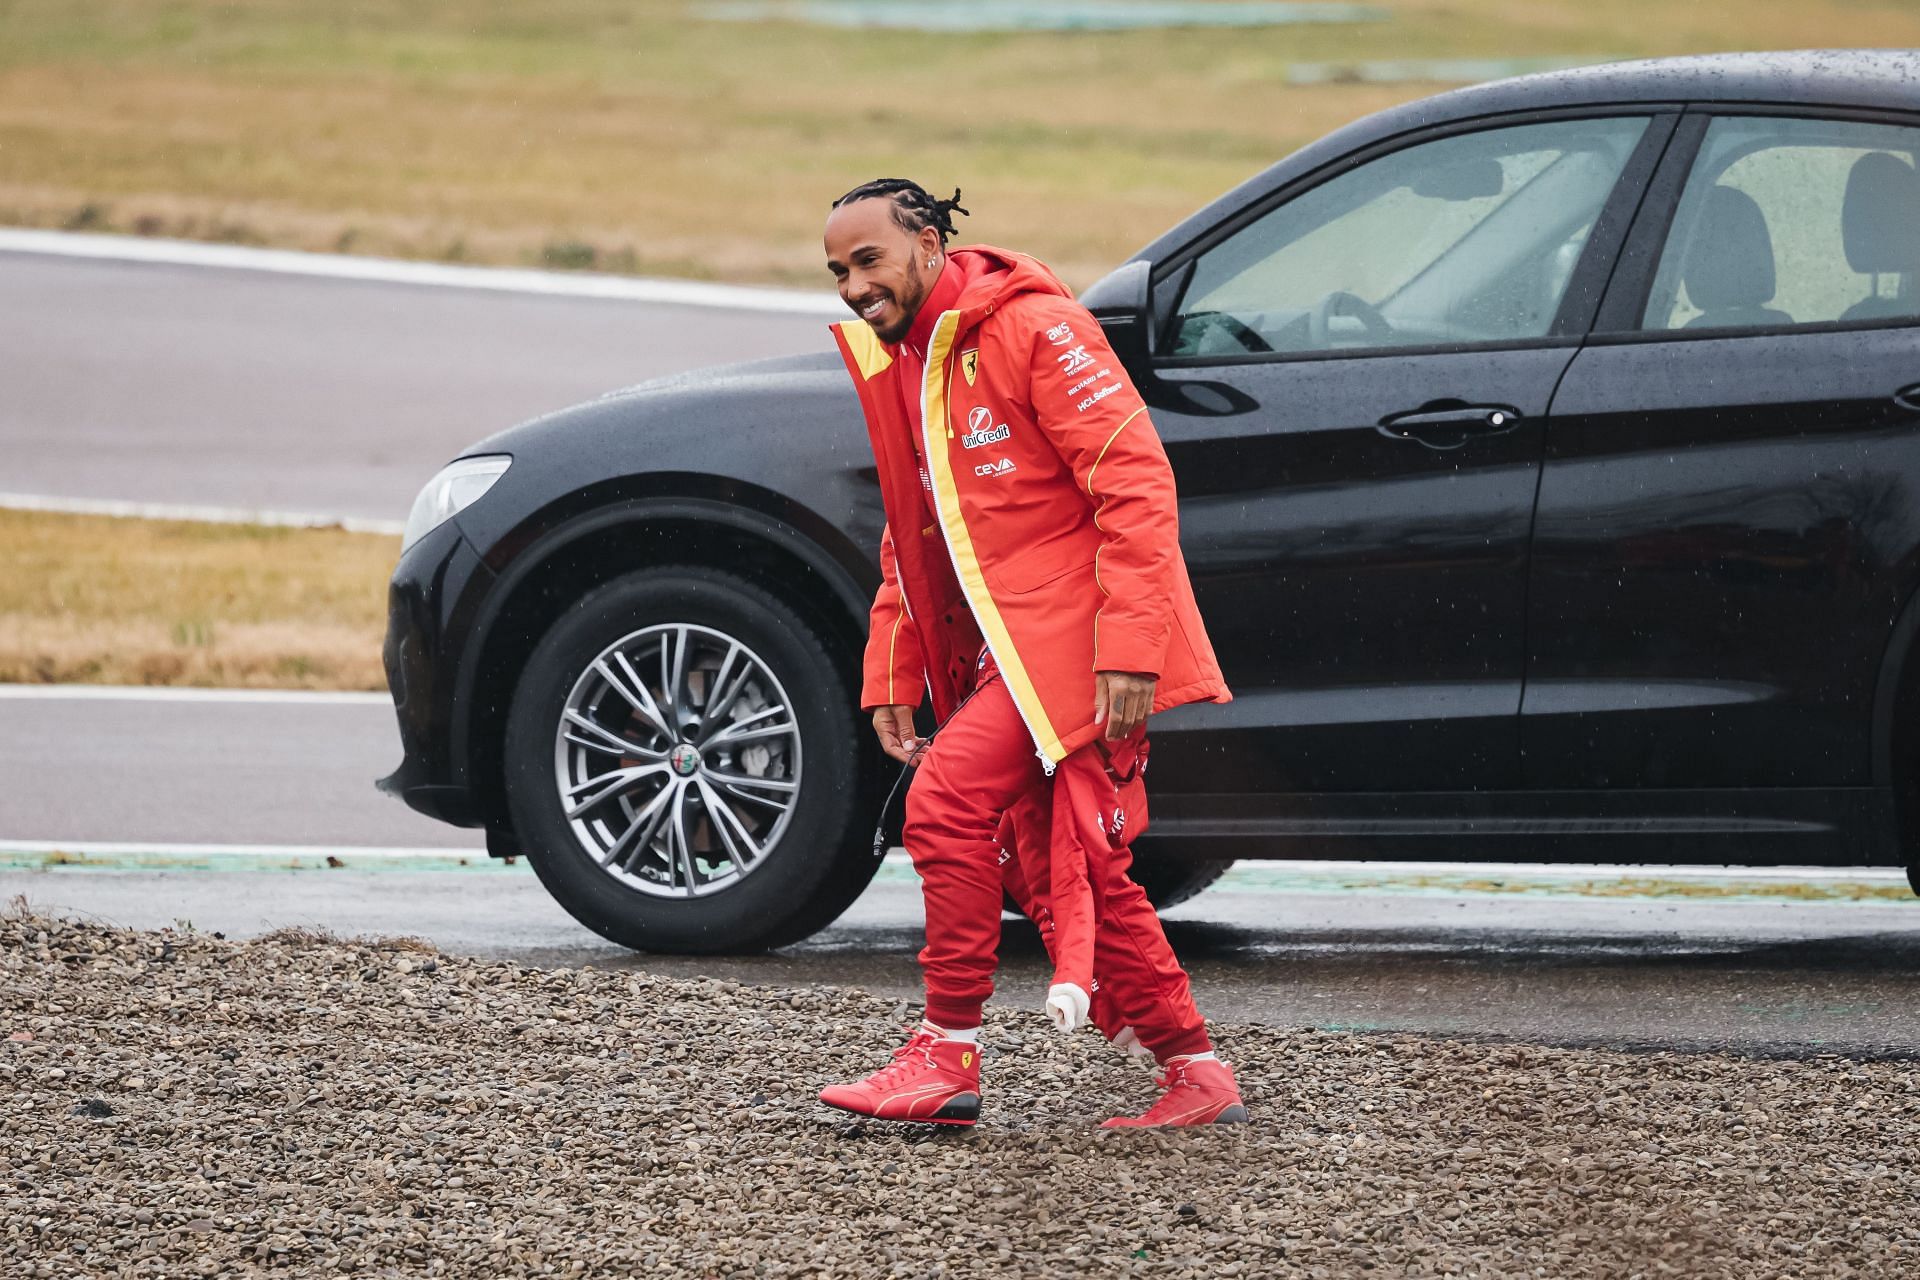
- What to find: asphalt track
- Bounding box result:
[4,240,1919,1062]
[0,687,469,850]
[0,248,827,522]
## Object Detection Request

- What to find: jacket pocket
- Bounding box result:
[987,538,1088,595]
[983,525,1105,594]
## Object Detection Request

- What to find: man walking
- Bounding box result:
[818,179,1245,1128]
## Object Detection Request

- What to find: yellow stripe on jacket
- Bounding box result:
[835,320,894,382]
[917,309,1068,764]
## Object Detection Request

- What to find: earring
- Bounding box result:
[927,257,936,268]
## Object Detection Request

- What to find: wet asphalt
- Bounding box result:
[502,881,1920,1062]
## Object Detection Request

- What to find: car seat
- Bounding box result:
[1681,186,1795,330]
[1839,151,1919,323]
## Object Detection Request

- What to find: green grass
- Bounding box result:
[3,1,1917,288]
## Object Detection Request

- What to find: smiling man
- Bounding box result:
[817,178,1246,1128]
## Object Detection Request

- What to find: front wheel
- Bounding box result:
[503,566,874,953]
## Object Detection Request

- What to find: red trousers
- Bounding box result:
[902,668,1211,1061]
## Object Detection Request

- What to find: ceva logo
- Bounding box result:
[974,457,1017,478]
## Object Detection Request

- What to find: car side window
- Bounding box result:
[1168,116,1650,359]
[1642,116,1920,332]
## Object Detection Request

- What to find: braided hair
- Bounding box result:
[830,179,970,244]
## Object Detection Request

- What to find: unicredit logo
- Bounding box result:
[961,404,1010,450]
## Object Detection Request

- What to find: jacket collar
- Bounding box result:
[898,257,969,360]
[891,245,1078,359]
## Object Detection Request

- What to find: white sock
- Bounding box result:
[1173,1050,1218,1063]
[1111,1026,1156,1063]
[921,1019,979,1044]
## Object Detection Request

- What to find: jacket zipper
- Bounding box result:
[918,309,1056,776]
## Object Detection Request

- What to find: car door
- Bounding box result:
[1524,109,1920,800]
[1138,111,1672,800]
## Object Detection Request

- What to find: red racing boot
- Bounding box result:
[1101,1054,1249,1128]
[819,1023,983,1126]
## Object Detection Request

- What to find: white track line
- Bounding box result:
[0,490,405,535]
[0,228,846,316]
[0,684,389,705]
[0,839,483,861]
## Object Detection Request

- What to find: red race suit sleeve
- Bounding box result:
[860,523,926,711]
[1024,299,1179,678]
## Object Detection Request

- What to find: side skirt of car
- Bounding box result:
[1139,786,1897,866]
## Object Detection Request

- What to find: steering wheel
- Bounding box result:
[1182,309,1273,355]
[1307,290,1395,349]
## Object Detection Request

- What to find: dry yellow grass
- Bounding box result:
[0,510,394,691]
[4,1,1918,288]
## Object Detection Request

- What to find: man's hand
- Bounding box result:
[1093,671,1156,740]
[872,704,923,765]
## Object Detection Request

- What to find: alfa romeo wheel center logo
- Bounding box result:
[669,743,702,777]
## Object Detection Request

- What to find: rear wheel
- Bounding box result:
[1126,849,1235,911]
[503,566,873,953]
[1003,850,1234,916]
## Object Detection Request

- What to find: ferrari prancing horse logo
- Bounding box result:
[960,348,979,386]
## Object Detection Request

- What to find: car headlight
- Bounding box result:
[400,455,511,553]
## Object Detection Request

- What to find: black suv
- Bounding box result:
[381,51,1920,952]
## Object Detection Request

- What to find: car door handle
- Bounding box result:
[1377,404,1523,449]
[1895,383,1920,413]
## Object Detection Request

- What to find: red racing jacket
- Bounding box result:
[831,245,1230,767]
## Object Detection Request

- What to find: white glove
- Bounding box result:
[1043,982,1090,1033]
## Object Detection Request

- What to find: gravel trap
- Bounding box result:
[4,910,1916,1277]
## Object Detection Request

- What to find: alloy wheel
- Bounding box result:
[552,623,802,897]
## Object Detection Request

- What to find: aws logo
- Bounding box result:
[974,457,1017,478]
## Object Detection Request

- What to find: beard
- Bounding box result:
[872,267,932,344]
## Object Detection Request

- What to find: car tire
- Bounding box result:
[503,566,874,953]
[1126,850,1235,910]
[1003,850,1234,916]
